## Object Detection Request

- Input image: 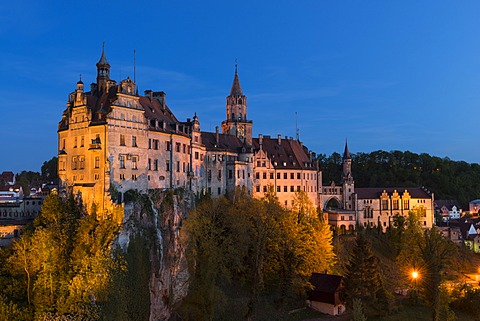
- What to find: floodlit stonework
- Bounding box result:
[58,48,319,214]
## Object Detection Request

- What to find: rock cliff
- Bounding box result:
[115,188,191,320]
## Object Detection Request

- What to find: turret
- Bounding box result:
[96,43,111,93]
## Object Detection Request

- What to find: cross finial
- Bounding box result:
[79,74,82,81]
[235,58,238,74]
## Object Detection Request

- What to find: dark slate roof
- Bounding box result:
[140,96,179,125]
[307,273,344,305]
[96,45,110,67]
[343,140,351,160]
[252,136,315,170]
[229,68,244,97]
[201,132,246,153]
[355,187,432,199]
[435,200,461,211]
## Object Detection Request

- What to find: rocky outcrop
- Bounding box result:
[116,188,192,321]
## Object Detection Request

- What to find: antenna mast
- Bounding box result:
[295,112,300,141]
[133,49,137,94]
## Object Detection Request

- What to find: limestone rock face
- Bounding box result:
[116,189,192,321]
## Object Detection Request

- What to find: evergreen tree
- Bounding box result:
[344,233,390,315]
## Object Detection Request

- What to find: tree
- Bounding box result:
[344,233,390,315]
[41,157,58,183]
[419,228,456,321]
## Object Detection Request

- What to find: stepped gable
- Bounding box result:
[252,136,313,170]
[201,132,244,153]
[355,187,432,199]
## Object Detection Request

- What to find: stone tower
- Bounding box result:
[342,140,355,210]
[221,65,253,145]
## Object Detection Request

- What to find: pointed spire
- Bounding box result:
[97,42,110,67]
[229,63,243,96]
[343,139,351,160]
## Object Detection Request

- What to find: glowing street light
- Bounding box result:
[411,270,419,305]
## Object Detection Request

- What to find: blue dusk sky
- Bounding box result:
[1,1,480,173]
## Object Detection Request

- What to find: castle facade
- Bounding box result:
[58,49,319,214]
[58,48,434,231]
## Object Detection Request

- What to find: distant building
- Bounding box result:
[57,48,320,214]
[0,171,15,185]
[320,142,435,232]
[435,200,462,221]
[307,273,345,316]
[469,199,480,216]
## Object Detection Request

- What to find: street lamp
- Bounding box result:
[411,270,419,305]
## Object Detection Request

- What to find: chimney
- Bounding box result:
[144,90,153,100]
[277,134,281,145]
[215,126,219,145]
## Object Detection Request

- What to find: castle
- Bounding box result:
[57,48,434,230]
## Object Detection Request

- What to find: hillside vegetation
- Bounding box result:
[319,150,480,208]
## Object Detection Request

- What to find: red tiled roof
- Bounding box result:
[201,132,246,153]
[252,136,315,170]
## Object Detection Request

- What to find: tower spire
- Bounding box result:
[343,139,351,160]
[230,62,243,96]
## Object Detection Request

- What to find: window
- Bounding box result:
[74,137,77,148]
[229,170,233,179]
[382,199,389,210]
[132,156,138,169]
[263,172,267,179]
[256,173,260,179]
[297,186,301,191]
[148,139,152,149]
[132,174,137,181]
[120,155,125,169]
[166,141,171,151]
[283,173,287,179]
[72,156,77,170]
[195,152,199,160]
[148,158,152,170]
[94,156,100,169]
[270,173,274,179]
[256,185,260,192]
[154,139,159,150]
[277,173,280,179]
[120,173,125,180]
[166,160,170,172]
[284,186,287,192]
[62,139,65,150]
[290,186,294,192]
[154,159,158,171]
[183,144,186,153]
[120,135,126,146]
[176,143,181,152]
[177,161,180,172]
[403,200,410,210]
[218,170,222,180]
[80,136,84,147]
[207,170,212,181]
[277,186,281,192]
[290,173,294,179]
[297,173,301,179]
[392,199,399,210]
[79,156,85,169]
[263,186,267,193]
[132,136,137,147]
[218,187,221,195]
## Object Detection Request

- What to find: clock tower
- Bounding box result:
[221,65,253,145]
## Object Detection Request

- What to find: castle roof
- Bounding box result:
[252,136,315,170]
[96,43,110,67]
[201,132,246,153]
[343,140,351,159]
[229,66,244,97]
[355,187,432,199]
